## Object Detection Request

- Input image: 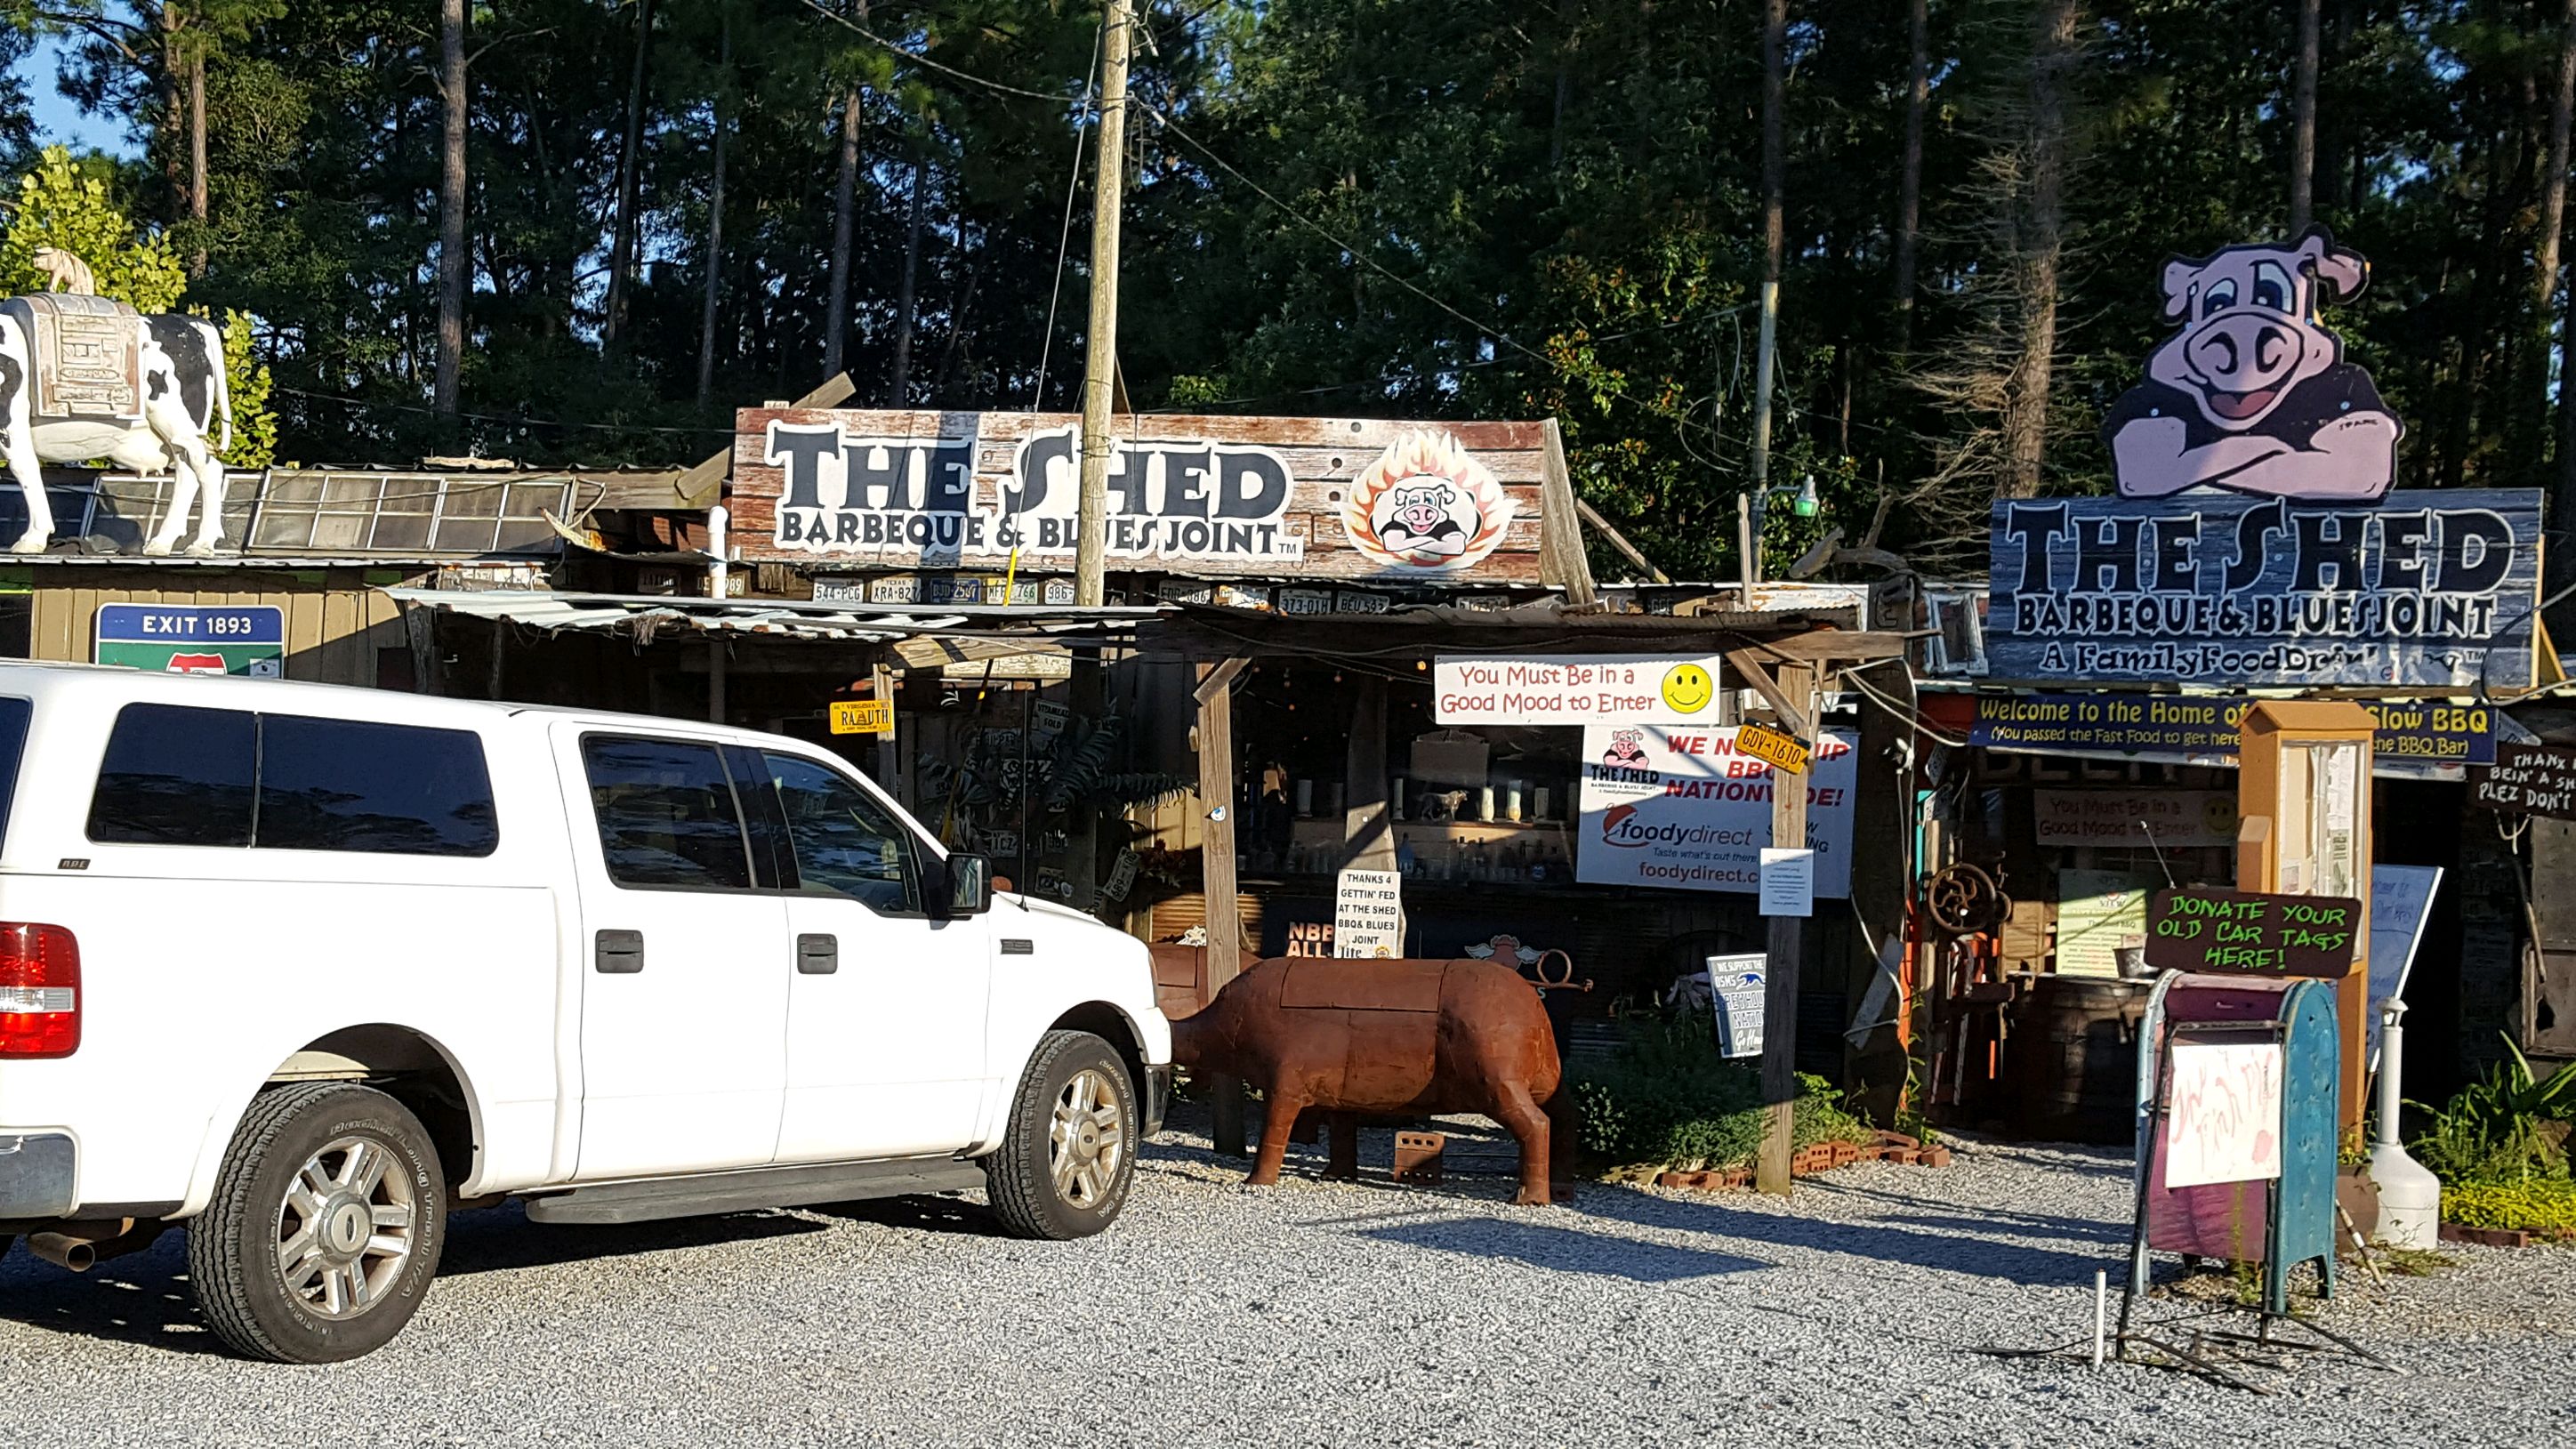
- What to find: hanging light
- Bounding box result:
[1792,472,1820,519]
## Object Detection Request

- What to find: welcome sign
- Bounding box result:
[729,409,1567,584]
[1985,488,2543,688]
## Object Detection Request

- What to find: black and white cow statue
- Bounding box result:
[0,259,235,556]
[2102,228,2402,503]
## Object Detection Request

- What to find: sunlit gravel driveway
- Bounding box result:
[0,1107,2564,1448]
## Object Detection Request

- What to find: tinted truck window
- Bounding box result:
[258,715,498,856]
[87,704,500,856]
[581,737,754,890]
[87,704,257,846]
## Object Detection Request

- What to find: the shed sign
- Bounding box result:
[731,409,1566,584]
[1985,488,2541,688]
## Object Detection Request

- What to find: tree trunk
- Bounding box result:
[889,153,927,405]
[2546,0,2576,605]
[186,39,207,274]
[604,0,656,347]
[2002,0,2081,501]
[696,12,731,409]
[434,0,469,419]
[157,3,184,224]
[2290,0,2319,232]
[1891,0,1928,355]
[823,83,863,379]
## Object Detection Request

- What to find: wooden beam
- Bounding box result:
[1342,677,1398,876]
[1575,497,1670,584]
[680,373,856,507]
[1726,648,1813,741]
[1535,419,1602,608]
[1757,661,1815,1197]
[1195,658,1248,1158]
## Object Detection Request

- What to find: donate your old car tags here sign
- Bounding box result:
[2145,887,2362,978]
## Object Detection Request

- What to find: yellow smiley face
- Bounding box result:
[1661,663,1715,714]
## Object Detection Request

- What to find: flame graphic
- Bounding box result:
[1342,429,1516,569]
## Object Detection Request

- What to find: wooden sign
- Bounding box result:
[1734,721,1809,774]
[730,408,1568,584]
[2145,887,2363,978]
[2473,741,2576,820]
[829,697,893,736]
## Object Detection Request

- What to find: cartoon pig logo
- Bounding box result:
[2103,227,2403,502]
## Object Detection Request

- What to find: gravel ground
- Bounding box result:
[0,1108,2565,1448]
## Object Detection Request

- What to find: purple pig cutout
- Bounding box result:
[2103,228,2403,503]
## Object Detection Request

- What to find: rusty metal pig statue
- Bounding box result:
[1169,955,1569,1204]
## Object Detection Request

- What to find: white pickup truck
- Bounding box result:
[0,662,1170,1362]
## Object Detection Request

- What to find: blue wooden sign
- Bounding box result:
[1986,488,2542,688]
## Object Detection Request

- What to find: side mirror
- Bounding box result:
[943,852,994,917]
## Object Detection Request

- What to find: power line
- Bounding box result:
[1030,22,1105,412]
[276,385,734,437]
[793,0,1085,105]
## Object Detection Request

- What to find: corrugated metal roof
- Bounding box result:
[381,588,1163,644]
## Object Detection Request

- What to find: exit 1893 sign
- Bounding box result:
[2145,887,2362,978]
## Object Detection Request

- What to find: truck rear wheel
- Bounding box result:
[983,1030,1137,1240]
[188,1082,447,1363]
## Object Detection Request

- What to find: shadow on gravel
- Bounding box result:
[437,1200,829,1276]
[801,1193,1009,1238]
[1345,1213,1770,1283]
[1569,1187,2119,1287]
[0,1235,224,1357]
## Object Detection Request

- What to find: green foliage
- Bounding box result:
[1566,1013,1878,1172]
[203,308,277,469]
[2440,1178,2576,1240]
[2410,1034,2576,1185]
[0,148,187,312]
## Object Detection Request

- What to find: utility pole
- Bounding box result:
[1747,0,1786,509]
[1074,0,1131,608]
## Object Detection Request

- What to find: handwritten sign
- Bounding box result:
[2057,870,2154,978]
[2162,1041,2286,1188]
[1733,722,1810,774]
[2473,741,2576,820]
[2145,887,2363,978]
[1333,869,1405,957]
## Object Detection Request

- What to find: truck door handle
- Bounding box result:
[594,930,644,974]
[797,933,839,975]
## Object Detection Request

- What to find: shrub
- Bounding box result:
[2441,1179,2576,1241]
[1566,1012,1879,1172]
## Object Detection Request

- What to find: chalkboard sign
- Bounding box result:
[2145,888,2363,978]
[2473,741,2576,821]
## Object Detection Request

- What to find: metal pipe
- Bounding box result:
[705,503,730,600]
[26,1219,141,1273]
[28,1233,95,1271]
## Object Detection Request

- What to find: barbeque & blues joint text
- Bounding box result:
[762,422,1306,561]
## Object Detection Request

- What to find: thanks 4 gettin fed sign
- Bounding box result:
[730,409,1566,584]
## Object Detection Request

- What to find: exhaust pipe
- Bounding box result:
[27,1219,149,1273]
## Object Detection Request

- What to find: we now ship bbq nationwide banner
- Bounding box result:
[1985,489,2543,688]
[730,409,1571,584]
[1576,724,1859,898]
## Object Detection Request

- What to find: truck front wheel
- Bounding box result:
[983,1030,1138,1240]
[188,1083,447,1363]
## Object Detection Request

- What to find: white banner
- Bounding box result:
[1575,724,1858,897]
[2162,1042,2285,1188]
[1434,654,1731,727]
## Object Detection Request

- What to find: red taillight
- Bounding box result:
[0,923,79,1059]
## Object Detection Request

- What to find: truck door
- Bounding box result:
[559,726,790,1179]
[736,747,993,1163]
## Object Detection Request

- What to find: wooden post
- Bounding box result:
[870,663,898,793]
[1073,0,1132,607]
[1195,658,1247,1155]
[1757,662,1815,1196]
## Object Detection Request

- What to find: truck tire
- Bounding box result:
[983,1030,1138,1240]
[187,1083,447,1363]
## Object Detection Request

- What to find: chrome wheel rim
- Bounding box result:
[1047,1068,1126,1211]
[274,1135,415,1319]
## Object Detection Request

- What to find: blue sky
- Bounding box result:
[20,34,141,157]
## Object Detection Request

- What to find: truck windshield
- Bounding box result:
[0,697,26,844]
